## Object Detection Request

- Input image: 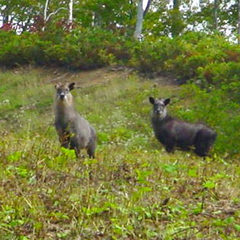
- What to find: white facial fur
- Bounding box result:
[151,98,168,120]
[55,84,73,106]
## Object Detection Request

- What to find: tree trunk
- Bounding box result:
[134,0,144,40]
[213,0,218,31]
[2,11,9,25]
[69,0,73,29]
[44,0,50,21]
[238,0,240,44]
[172,0,181,37]
[143,0,152,17]
[173,0,179,10]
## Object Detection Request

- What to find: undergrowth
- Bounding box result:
[0,68,240,239]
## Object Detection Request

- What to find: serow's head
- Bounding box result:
[55,82,75,102]
[149,97,170,119]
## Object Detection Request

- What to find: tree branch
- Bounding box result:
[44,0,50,21]
[46,7,67,22]
[143,0,152,17]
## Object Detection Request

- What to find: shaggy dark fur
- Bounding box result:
[149,97,217,157]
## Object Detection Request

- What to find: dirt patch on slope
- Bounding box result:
[40,66,177,89]
[45,67,134,88]
[12,65,178,89]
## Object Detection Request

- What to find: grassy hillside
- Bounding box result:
[0,67,240,239]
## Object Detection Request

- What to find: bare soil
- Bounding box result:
[39,66,178,89]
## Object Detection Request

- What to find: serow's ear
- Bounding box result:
[68,82,75,91]
[55,83,60,89]
[164,98,170,106]
[149,97,155,105]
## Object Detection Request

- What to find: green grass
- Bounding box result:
[0,68,240,239]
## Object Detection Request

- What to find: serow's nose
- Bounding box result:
[60,94,65,99]
[156,110,161,114]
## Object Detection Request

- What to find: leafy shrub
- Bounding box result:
[169,34,240,83]
[2,29,240,92]
[0,27,132,69]
[42,27,133,69]
[197,62,240,86]
[0,32,47,67]
[130,37,185,74]
[180,84,240,156]
[130,32,240,85]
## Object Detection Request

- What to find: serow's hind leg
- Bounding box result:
[87,140,96,159]
[194,142,210,157]
[74,147,80,158]
[194,139,211,157]
[194,147,208,157]
[87,149,95,159]
[165,143,175,153]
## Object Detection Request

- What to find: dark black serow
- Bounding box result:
[149,97,217,157]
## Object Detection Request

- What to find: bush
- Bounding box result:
[1,29,240,91]
[130,32,240,85]
[167,34,240,84]
[197,62,240,85]
[180,84,240,156]
[0,27,133,69]
[129,37,185,74]
[0,32,48,67]
[41,27,133,69]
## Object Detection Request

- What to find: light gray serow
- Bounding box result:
[54,82,96,158]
